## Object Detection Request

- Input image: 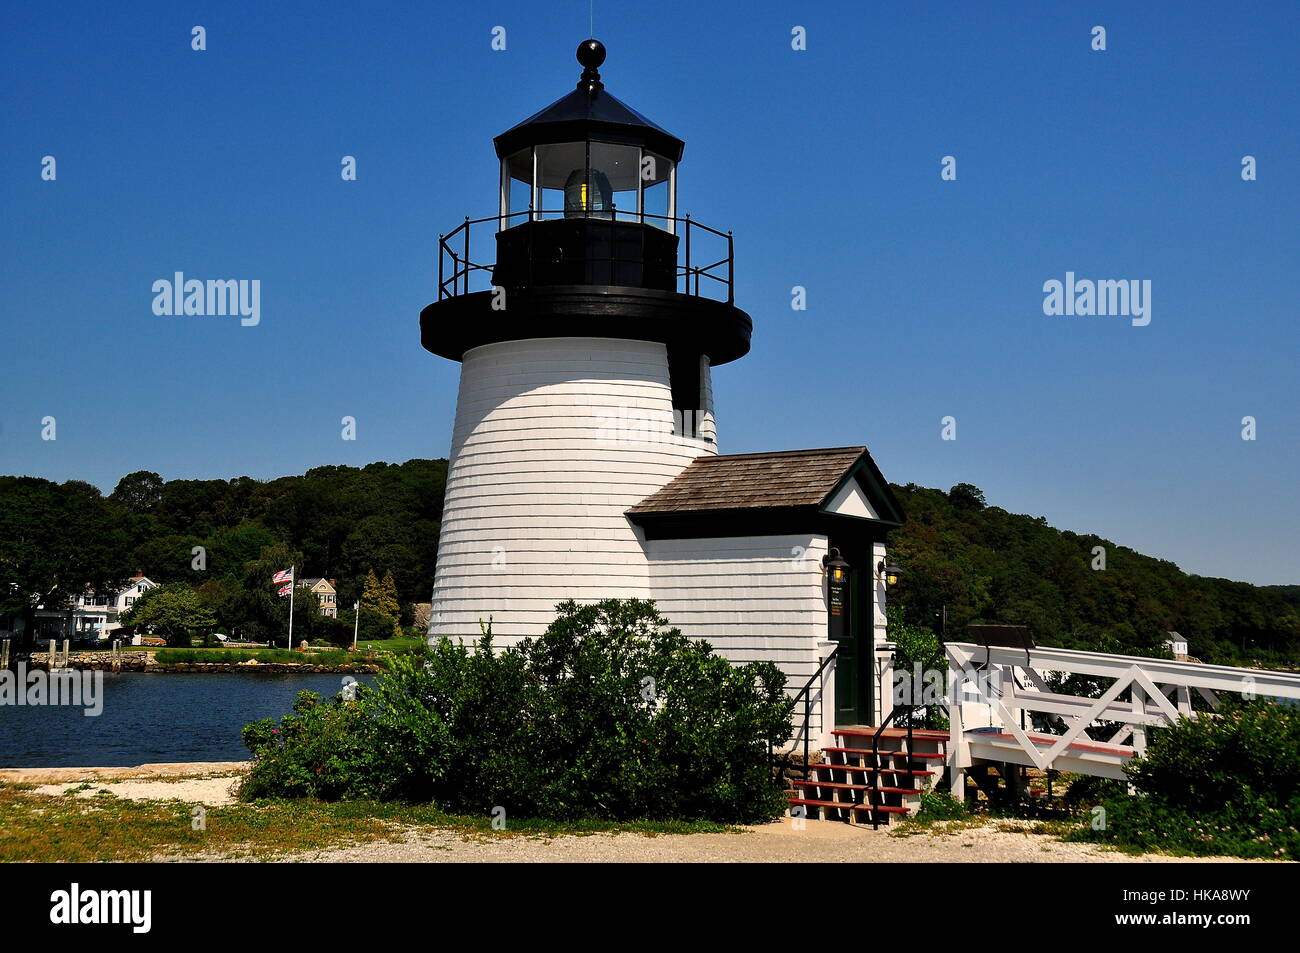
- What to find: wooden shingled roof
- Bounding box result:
[627,447,871,514]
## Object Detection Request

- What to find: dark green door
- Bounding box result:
[831,539,872,726]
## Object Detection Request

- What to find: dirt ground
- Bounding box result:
[0,762,248,785]
[3,762,1269,863]
[30,774,242,806]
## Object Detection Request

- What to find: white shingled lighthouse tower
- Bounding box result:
[422,40,905,738]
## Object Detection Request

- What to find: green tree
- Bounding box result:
[226,543,303,646]
[381,570,401,620]
[203,523,280,579]
[282,581,330,648]
[0,477,133,664]
[948,483,986,510]
[360,569,401,638]
[120,582,216,646]
[130,533,205,584]
[110,470,164,515]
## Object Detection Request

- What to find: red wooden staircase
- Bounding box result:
[789,727,949,826]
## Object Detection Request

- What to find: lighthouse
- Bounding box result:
[423,40,904,737]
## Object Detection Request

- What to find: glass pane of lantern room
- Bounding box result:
[534,142,588,220]
[640,150,673,230]
[504,148,533,223]
[587,142,640,221]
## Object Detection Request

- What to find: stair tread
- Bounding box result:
[793,780,917,795]
[788,797,910,815]
[822,746,945,760]
[816,764,936,777]
[833,727,950,742]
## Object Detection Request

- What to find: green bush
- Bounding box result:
[1072,698,1300,859]
[240,691,382,801]
[1059,773,1124,811]
[316,616,354,648]
[355,606,399,642]
[915,790,968,821]
[887,605,947,729]
[239,599,794,823]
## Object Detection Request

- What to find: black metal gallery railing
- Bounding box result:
[436,209,734,304]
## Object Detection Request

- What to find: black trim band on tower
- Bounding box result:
[420,285,752,365]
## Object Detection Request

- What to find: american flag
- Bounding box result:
[272,568,293,584]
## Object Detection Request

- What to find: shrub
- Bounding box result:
[915,790,968,821]
[355,607,399,641]
[887,605,946,729]
[505,599,793,822]
[239,599,794,823]
[239,691,382,801]
[1059,773,1124,811]
[1071,698,1300,859]
[317,616,354,648]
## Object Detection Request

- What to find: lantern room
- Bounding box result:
[494,39,680,229]
[420,38,752,368]
[490,39,683,291]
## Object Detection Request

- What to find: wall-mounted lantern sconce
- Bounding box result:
[822,548,850,641]
[877,560,902,587]
[823,548,850,578]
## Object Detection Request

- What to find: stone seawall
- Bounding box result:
[24,652,379,674]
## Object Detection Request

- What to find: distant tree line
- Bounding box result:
[0,460,443,656]
[888,482,1300,666]
[1,463,1294,667]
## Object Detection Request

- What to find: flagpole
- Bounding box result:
[287,565,295,650]
[351,601,359,652]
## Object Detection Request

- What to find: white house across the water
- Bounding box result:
[29,571,157,643]
[420,39,903,741]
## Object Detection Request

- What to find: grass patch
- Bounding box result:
[153,648,372,666]
[890,790,973,835]
[152,641,423,667]
[354,636,424,653]
[0,782,737,862]
[891,790,1095,842]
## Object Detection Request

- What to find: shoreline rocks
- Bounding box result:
[23,652,379,675]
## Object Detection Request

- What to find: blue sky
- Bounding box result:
[1,1,1296,584]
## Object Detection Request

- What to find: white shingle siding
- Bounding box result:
[645,534,832,737]
[430,336,714,645]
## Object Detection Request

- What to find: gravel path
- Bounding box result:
[278,817,1251,864]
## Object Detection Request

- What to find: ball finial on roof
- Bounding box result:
[577,38,606,69]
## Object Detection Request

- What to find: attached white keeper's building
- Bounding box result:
[421,39,904,739]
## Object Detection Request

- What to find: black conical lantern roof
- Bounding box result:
[493,40,685,162]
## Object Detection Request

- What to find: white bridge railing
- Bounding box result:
[944,641,1300,795]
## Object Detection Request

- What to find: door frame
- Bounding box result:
[830,536,874,727]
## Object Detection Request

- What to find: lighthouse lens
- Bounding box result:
[563,168,613,218]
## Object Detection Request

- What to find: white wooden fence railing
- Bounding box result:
[945,641,1300,798]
